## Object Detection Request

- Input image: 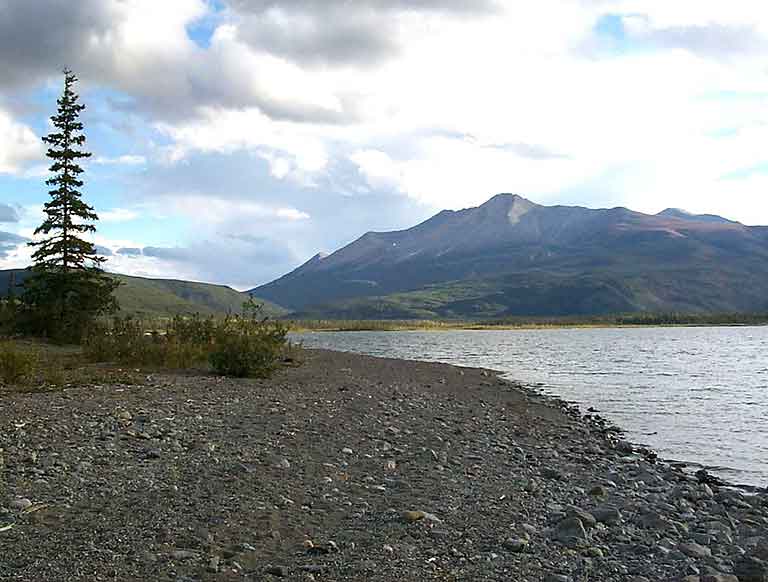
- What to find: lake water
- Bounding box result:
[295,327,768,488]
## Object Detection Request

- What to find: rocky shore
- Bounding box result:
[1,349,767,582]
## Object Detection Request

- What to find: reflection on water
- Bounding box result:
[295,326,768,487]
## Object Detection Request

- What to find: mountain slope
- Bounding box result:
[0,269,286,318]
[253,194,768,318]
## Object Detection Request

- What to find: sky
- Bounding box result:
[2,0,768,290]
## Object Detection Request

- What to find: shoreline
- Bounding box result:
[1,349,767,581]
[289,322,768,333]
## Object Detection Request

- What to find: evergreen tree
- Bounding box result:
[21,70,119,342]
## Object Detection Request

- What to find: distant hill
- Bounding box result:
[0,269,286,318]
[253,194,768,319]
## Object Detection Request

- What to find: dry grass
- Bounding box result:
[0,340,145,395]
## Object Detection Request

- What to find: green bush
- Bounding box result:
[209,301,288,378]
[83,317,156,365]
[0,299,18,338]
[83,316,209,369]
[84,303,289,378]
[0,342,38,386]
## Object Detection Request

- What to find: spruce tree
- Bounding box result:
[21,69,119,342]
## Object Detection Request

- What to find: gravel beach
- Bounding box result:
[1,349,767,582]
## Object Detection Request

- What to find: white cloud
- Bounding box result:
[93,155,147,166]
[350,150,403,193]
[100,208,140,222]
[0,109,43,174]
[613,0,768,33]
[155,106,331,182]
[276,207,310,221]
[147,194,310,226]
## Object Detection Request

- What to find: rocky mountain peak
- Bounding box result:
[477,193,537,225]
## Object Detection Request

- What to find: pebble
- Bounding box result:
[503,538,529,553]
[680,542,712,559]
[592,506,622,525]
[9,498,32,512]
[542,467,564,480]
[170,550,198,561]
[265,565,289,577]
[275,458,291,469]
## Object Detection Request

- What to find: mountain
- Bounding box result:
[252,194,768,318]
[656,208,735,224]
[0,269,286,318]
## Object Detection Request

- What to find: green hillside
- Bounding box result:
[0,269,287,318]
[291,266,768,320]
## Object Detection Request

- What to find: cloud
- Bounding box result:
[141,235,296,289]
[622,16,768,58]
[0,231,28,261]
[484,142,572,160]
[0,108,43,174]
[0,204,21,223]
[227,0,499,67]
[100,208,140,222]
[350,150,404,192]
[0,0,115,90]
[152,195,312,227]
[0,0,349,124]
[92,155,147,166]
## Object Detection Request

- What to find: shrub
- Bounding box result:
[0,342,38,386]
[83,302,289,377]
[209,302,288,378]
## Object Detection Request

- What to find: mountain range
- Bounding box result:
[252,194,768,319]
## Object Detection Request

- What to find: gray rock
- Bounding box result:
[542,467,564,480]
[735,555,768,582]
[566,506,597,529]
[693,533,714,545]
[593,505,622,525]
[275,458,291,469]
[589,485,607,497]
[300,565,327,574]
[9,498,32,512]
[637,511,675,531]
[680,542,713,559]
[503,538,529,553]
[207,556,220,573]
[583,546,603,557]
[265,565,289,577]
[554,517,589,547]
[615,440,634,453]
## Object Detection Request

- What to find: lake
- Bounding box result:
[294,326,768,488]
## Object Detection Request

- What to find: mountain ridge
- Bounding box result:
[0,269,286,318]
[252,194,768,318]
